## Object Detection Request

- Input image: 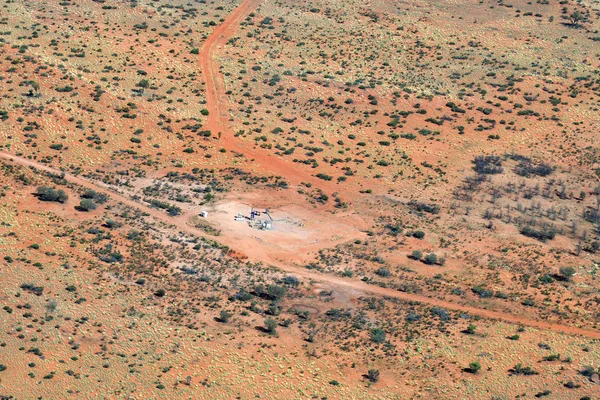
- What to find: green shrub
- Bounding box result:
[559,267,575,281]
[78,199,97,212]
[219,310,232,323]
[264,318,277,334]
[424,253,438,265]
[467,361,481,373]
[510,364,538,376]
[36,187,68,203]
[367,369,380,382]
[371,328,386,343]
[316,173,333,181]
[412,230,425,239]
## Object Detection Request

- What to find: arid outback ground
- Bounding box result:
[0,0,599,398]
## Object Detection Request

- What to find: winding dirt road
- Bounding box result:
[1,150,599,339]
[200,0,262,138]
[199,0,331,189]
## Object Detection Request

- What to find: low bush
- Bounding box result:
[36,186,68,203]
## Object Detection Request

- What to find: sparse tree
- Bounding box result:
[264,318,277,334]
[137,78,150,89]
[267,284,286,301]
[371,328,386,343]
[136,78,150,94]
[424,253,438,265]
[219,310,232,323]
[559,266,575,281]
[367,369,380,383]
[37,186,68,203]
[569,11,585,26]
[78,199,97,212]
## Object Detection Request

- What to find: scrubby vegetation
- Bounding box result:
[0,0,598,398]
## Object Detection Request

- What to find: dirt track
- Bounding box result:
[199,0,332,189]
[1,151,599,339]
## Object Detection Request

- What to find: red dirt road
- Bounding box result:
[201,0,261,137]
[1,151,599,339]
[199,0,333,189]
